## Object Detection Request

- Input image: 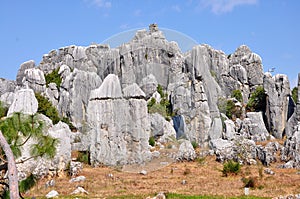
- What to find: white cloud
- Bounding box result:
[200,0,258,14]
[172,5,181,12]
[85,0,112,8]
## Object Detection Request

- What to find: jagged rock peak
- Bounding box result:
[132,23,166,42]
[123,83,146,99]
[89,74,122,100]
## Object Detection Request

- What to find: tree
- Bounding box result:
[0,112,57,198]
[292,87,298,103]
[246,86,266,112]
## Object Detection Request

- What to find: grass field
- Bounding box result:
[23,155,300,199]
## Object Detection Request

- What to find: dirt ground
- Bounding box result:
[24,155,300,199]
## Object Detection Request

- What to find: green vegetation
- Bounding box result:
[35,93,77,131]
[222,160,241,177]
[218,97,242,120]
[246,86,266,112]
[76,151,90,164]
[0,112,58,198]
[45,67,62,87]
[35,93,60,125]
[148,136,155,147]
[232,89,243,102]
[191,140,198,149]
[19,174,36,193]
[0,101,8,118]
[147,84,173,119]
[292,87,298,103]
[0,113,57,159]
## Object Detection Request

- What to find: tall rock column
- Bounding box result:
[87,74,152,166]
[282,73,300,168]
[264,73,291,138]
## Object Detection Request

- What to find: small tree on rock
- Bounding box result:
[0,112,57,198]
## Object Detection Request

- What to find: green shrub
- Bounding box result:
[222,160,241,177]
[0,101,8,118]
[77,151,90,164]
[231,89,243,102]
[19,174,36,193]
[191,141,198,149]
[61,117,77,132]
[35,93,60,124]
[246,86,266,112]
[45,67,62,87]
[149,136,155,147]
[292,87,298,103]
[157,84,165,98]
[242,176,259,188]
[147,98,156,109]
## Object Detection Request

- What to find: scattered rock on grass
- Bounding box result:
[46,190,59,198]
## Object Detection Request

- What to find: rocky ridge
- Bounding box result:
[0,24,299,179]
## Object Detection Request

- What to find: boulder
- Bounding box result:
[150,113,176,143]
[176,140,196,161]
[209,139,234,162]
[16,60,35,85]
[23,68,46,93]
[7,89,38,116]
[239,112,271,142]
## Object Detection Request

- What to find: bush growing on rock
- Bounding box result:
[35,93,61,124]
[45,67,62,87]
[231,89,243,102]
[292,87,298,103]
[0,101,8,118]
[246,86,266,112]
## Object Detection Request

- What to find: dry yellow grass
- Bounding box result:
[24,156,300,198]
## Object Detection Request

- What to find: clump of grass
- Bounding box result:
[77,151,90,164]
[222,160,241,177]
[149,136,155,147]
[183,167,191,175]
[191,141,198,149]
[242,176,259,188]
[195,157,206,165]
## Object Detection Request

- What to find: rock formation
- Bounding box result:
[0,24,300,174]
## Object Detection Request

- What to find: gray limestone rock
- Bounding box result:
[7,89,38,116]
[176,140,196,161]
[87,75,152,166]
[16,60,35,85]
[45,83,59,106]
[58,69,102,127]
[0,92,15,107]
[123,83,146,99]
[209,139,234,162]
[239,112,271,142]
[281,74,300,168]
[16,121,72,179]
[89,73,121,100]
[150,113,176,143]
[229,45,264,87]
[264,73,291,138]
[0,78,16,96]
[23,68,46,93]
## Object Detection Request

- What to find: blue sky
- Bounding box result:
[1,0,299,87]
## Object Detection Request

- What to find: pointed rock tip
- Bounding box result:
[90,74,122,100]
